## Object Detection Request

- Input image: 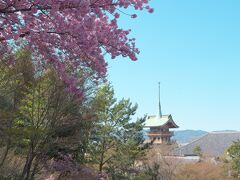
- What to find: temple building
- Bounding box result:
[145,83,179,144]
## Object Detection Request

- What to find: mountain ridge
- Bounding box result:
[144,129,238,144]
[172,130,208,144]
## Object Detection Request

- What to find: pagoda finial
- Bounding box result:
[158,82,162,118]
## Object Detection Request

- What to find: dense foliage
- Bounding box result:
[0,50,97,179]
[0,0,153,93]
[0,50,147,179]
[227,140,240,177]
[87,84,146,179]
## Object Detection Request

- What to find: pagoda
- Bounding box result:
[145,83,179,144]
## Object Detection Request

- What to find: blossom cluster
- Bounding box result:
[0,0,152,93]
[51,153,79,175]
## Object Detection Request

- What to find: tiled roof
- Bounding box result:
[144,114,178,128]
[172,132,240,157]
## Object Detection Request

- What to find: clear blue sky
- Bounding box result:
[107,0,240,131]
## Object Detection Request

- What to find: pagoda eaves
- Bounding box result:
[144,114,178,128]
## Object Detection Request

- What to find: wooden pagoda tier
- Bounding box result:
[145,114,178,144]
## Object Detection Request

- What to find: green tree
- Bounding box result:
[87,84,146,179]
[227,140,240,178]
[0,49,99,179]
[193,145,202,157]
[16,70,98,179]
[0,50,34,170]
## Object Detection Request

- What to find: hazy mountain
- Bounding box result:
[172,130,208,144]
[212,130,237,133]
[143,129,208,144]
[144,129,237,145]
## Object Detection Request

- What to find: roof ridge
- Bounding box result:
[178,132,240,149]
[178,133,210,148]
[209,131,240,134]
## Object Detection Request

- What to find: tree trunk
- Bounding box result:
[21,148,35,180]
[99,149,105,173]
[26,155,34,180]
[99,161,103,173]
[30,156,40,180]
[0,140,10,167]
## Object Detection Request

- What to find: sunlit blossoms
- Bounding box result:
[0,0,153,94]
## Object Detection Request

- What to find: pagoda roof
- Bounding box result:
[144,114,179,128]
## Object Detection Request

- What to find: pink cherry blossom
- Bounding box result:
[0,0,152,93]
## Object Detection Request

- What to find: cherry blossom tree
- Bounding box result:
[0,0,153,94]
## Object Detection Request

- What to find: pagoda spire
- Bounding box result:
[158,82,162,118]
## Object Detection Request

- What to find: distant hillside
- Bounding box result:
[212,130,237,133]
[172,130,208,144]
[143,129,208,144]
[144,129,237,144]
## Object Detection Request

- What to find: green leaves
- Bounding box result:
[227,140,240,176]
[193,145,202,157]
[87,83,146,178]
[0,49,99,178]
